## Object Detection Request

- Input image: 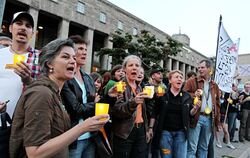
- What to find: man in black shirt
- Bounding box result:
[239,82,250,142]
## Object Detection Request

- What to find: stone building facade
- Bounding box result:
[1,0,208,75]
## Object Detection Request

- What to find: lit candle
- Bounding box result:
[14,54,25,64]
[143,87,152,97]
[157,85,164,96]
[193,97,199,105]
[116,81,125,93]
[95,103,109,120]
[227,98,233,104]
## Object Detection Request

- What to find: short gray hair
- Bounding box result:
[39,38,75,75]
[122,55,141,69]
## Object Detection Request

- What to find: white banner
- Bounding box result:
[214,23,239,93]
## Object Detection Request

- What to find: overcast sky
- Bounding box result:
[108,0,250,57]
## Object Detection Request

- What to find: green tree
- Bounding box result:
[98,30,182,71]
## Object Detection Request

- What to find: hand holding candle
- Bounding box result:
[195,89,203,98]
[193,97,201,110]
[143,86,154,98]
[5,54,26,69]
[14,54,26,65]
[116,81,126,93]
[95,103,109,121]
[227,98,233,104]
[193,97,199,105]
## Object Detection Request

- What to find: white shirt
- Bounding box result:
[74,77,91,140]
[201,80,213,112]
[0,47,28,119]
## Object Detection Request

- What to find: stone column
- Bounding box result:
[58,18,69,39]
[173,59,179,70]
[182,63,186,79]
[167,58,172,71]
[83,28,94,73]
[0,0,6,32]
[108,56,112,70]
[180,63,186,78]
[28,7,39,48]
[102,35,113,70]
[160,60,163,68]
[176,61,180,70]
[185,64,191,79]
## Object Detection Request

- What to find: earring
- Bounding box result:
[49,67,54,73]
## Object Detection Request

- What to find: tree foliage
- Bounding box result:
[97,30,182,71]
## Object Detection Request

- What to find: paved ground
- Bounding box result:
[148,121,250,158]
[215,130,250,158]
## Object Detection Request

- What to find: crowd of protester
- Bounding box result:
[1,11,250,158]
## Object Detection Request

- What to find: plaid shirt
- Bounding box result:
[26,47,40,80]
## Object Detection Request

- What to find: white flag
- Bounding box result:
[214,23,239,93]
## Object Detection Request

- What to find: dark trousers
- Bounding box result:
[239,109,250,140]
[0,127,11,158]
[207,132,214,158]
[146,134,160,158]
[113,126,147,158]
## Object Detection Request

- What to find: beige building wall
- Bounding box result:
[6,0,208,74]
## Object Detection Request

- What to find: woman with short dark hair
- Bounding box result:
[9,39,109,158]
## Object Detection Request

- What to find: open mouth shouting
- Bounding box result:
[176,81,182,87]
[80,56,86,61]
[130,71,137,77]
[17,31,27,39]
[66,65,76,75]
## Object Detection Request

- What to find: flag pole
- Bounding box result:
[213,15,223,80]
[213,15,222,134]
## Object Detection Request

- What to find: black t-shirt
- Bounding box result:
[163,91,184,131]
[240,92,250,110]
[223,92,239,113]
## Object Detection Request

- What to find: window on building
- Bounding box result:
[77,1,85,14]
[100,12,106,23]
[133,27,138,35]
[50,0,59,3]
[118,20,123,30]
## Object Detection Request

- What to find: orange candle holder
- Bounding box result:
[5,54,26,69]
[95,103,109,120]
